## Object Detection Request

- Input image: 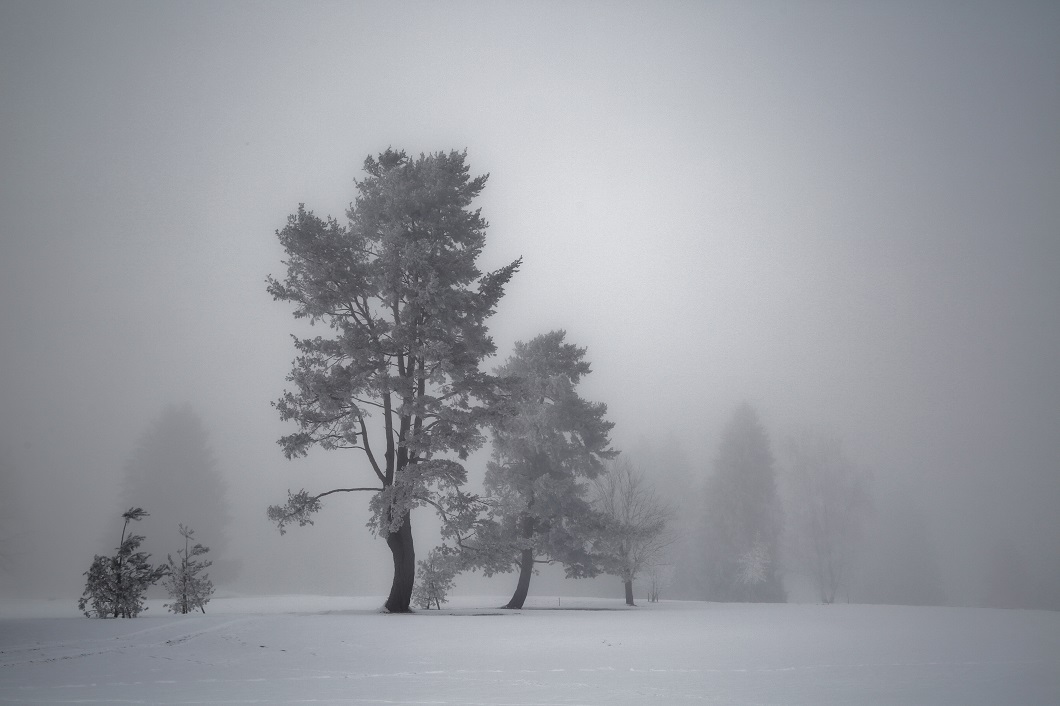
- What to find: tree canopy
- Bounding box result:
[266,149,519,612]
[463,330,615,609]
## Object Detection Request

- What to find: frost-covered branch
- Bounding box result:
[267,487,382,535]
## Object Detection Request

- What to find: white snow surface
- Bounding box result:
[2,595,1058,705]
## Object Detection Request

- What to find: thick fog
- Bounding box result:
[1,2,1057,609]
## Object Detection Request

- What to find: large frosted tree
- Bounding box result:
[700,404,785,602]
[463,331,615,609]
[266,149,519,613]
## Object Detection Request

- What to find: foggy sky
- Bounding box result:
[1,1,1058,604]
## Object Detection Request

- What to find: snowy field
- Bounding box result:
[2,595,1059,705]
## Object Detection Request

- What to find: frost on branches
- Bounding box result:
[592,459,675,605]
[412,547,458,610]
[737,539,771,587]
[460,331,616,609]
[265,149,519,613]
[163,524,215,614]
[78,508,166,618]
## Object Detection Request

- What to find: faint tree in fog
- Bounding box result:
[121,404,231,581]
[162,524,214,614]
[265,149,520,613]
[783,432,872,603]
[736,538,771,586]
[79,508,166,618]
[458,331,615,609]
[646,561,674,602]
[592,459,675,606]
[626,434,699,599]
[700,404,785,602]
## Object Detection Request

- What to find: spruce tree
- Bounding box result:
[701,404,785,602]
[163,524,214,614]
[79,508,166,618]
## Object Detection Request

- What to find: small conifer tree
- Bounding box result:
[79,508,166,618]
[162,524,215,614]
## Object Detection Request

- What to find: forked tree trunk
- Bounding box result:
[624,579,635,606]
[384,512,415,613]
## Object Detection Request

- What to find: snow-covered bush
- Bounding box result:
[412,548,458,610]
[78,508,166,618]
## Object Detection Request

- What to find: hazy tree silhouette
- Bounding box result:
[782,431,873,603]
[699,404,786,602]
[120,404,232,584]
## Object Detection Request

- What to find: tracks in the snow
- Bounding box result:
[0,617,251,668]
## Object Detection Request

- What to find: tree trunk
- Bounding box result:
[504,512,535,609]
[384,512,415,613]
[505,547,534,609]
[624,579,635,606]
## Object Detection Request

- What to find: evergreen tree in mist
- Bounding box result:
[265,149,520,613]
[700,404,785,602]
[79,508,166,618]
[460,331,615,609]
[121,404,232,583]
[163,524,214,614]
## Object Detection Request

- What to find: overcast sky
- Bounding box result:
[1,1,1058,602]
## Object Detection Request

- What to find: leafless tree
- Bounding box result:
[645,561,675,603]
[783,431,872,603]
[593,459,675,605]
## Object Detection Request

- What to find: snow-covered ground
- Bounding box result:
[2,595,1058,705]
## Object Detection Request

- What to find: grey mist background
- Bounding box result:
[1,1,1057,607]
